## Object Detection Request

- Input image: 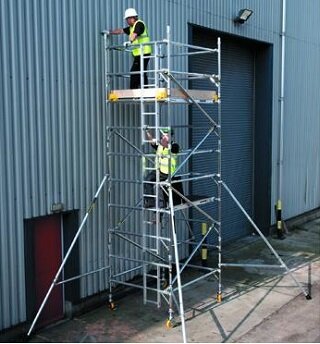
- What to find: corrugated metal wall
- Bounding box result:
[281,0,320,217]
[0,0,110,330]
[0,0,319,331]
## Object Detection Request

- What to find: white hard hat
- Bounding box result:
[124,8,138,19]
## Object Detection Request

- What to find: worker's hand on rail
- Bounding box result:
[109,28,124,35]
[129,33,138,42]
[123,41,131,48]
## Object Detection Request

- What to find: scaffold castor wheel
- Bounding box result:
[108,301,117,311]
[216,292,222,303]
[166,318,175,329]
[306,294,312,300]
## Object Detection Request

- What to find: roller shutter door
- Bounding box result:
[190,28,255,242]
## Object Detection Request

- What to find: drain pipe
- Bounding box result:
[276,0,286,239]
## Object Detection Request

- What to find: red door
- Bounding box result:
[34,215,64,327]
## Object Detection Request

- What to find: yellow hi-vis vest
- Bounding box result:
[157,145,177,175]
[130,20,152,56]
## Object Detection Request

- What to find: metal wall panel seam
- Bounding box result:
[95,0,106,292]
[57,0,67,210]
[42,0,52,215]
[36,0,48,216]
[69,0,79,211]
[15,0,27,320]
[62,0,72,209]
[82,20,92,258]
[47,0,57,213]
[20,3,31,219]
[0,0,8,328]
[37,0,52,218]
[25,0,38,217]
[0,1,11,324]
[82,0,94,297]
[11,0,27,323]
[34,0,44,215]
[87,1,98,293]
[6,0,19,324]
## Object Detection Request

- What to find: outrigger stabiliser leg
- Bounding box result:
[27,174,109,336]
[221,181,311,300]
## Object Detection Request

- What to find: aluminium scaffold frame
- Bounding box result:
[104,26,222,343]
[27,25,311,343]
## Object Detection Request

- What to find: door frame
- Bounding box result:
[188,24,273,236]
[24,214,64,328]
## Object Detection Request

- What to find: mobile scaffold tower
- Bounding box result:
[104,26,221,342]
[102,25,311,342]
[27,25,311,344]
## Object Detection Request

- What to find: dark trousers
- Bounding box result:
[144,170,168,206]
[130,54,150,89]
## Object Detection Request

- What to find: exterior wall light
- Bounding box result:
[234,9,253,24]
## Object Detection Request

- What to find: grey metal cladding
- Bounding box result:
[0,0,319,330]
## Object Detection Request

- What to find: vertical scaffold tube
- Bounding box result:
[217,37,222,303]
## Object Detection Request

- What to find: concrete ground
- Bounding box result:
[29,214,320,343]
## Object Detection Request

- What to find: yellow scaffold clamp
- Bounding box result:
[156,89,168,100]
[108,92,118,102]
[213,93,219,103]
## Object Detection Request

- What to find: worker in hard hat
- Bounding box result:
[144,128,180,208]
[109,8,152,89]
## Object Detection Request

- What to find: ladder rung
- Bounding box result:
[140,85,157,89]
[143,220,157,225]
[146,273,159,279]
[142,126,158,130]
[142,112,157,115]
[146,299,159,305]
[148,248,158,253]
[144,167,157,171]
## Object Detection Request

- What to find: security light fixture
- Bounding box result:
[234,9,253,24]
